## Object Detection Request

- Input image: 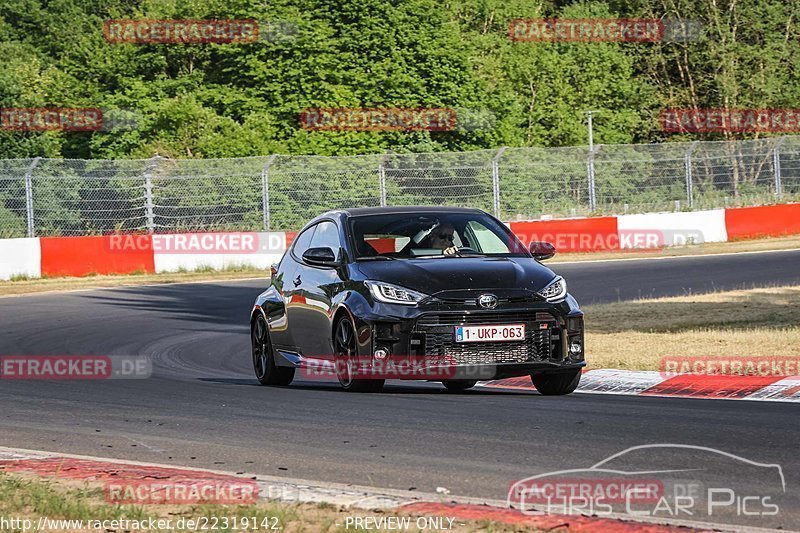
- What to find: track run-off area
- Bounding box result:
[1,249,799,530]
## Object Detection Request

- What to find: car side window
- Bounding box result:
[309,221,341,257]
[291,225,317,259]
[466,220,510,253]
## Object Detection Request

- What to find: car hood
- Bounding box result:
[352,256,558,297]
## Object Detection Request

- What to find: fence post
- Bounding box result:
[774,135,787,199]
[587,146,598,212]
[378,155,387,207]
[684,141,700,209]
[491,147,507,218]
[23,157,41,238]
[143,156,161,234]
[262,155,278,231]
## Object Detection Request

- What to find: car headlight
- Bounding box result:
[537,276,567,303]
[365,281,428,306]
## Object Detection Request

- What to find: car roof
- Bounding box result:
[326,206,486,218]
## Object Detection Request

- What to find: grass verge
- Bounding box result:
[584,285,800,371]
[0,472,525,532]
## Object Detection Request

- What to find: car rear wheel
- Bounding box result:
[334,316,384,393]
[441,380,477,392]
[531,370,581,395]
[252,314,294,386]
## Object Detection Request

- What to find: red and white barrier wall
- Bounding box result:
[724,204,800,240]
[508,203,800,253]
[0,238,41,280]
[1,203,798,280]
[616,209,728,245]
[0,233,287,281]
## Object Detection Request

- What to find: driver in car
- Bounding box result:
[423,223,459,256]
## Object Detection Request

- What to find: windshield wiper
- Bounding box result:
[414,251,487,259]
[356,256,396,261]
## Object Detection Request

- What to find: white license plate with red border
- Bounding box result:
[454,324,526,343]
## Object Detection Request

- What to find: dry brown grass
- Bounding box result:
[584,286,800,370]
[0,472,528,532]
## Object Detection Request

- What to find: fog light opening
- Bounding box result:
[566,316,583,332]
[569,341,582,355]
[374,347,390,360]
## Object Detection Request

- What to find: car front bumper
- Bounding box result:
[350,294,586,381]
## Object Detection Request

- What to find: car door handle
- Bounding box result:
[293,275,302,287]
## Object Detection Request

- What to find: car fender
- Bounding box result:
[331,289,374,355]
[251,285,285,324]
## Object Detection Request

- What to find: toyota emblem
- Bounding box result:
[477,294,498,309]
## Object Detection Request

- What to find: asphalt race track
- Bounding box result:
[553,248,800,304]
[1,249,799,530]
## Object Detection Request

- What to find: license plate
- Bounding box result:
[454,324,526,343]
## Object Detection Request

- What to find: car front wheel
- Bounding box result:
[252,314,295,386]
[441,380,477,392]
[531,370,581,396]
[333,316,384,393]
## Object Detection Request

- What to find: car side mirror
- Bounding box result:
[302,247,340,267]
[270,263,279,278]
[529,241,556,261]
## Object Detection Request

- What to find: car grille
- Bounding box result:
[414,312,555,365]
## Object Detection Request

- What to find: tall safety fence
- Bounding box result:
[1,136,799,237]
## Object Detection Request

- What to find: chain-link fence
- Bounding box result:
[2,136,799,237]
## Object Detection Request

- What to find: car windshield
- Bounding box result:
[349,212,528,259]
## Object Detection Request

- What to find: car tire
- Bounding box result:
[252,314,295,386]
[441,380,478,392]
[531,370,581,396]
[333,316,384,393]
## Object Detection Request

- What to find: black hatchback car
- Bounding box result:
[250,207,585,394]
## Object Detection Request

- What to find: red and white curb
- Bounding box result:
[0,447,406,509]
[481,369,800,402]
[0,446,756,532]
